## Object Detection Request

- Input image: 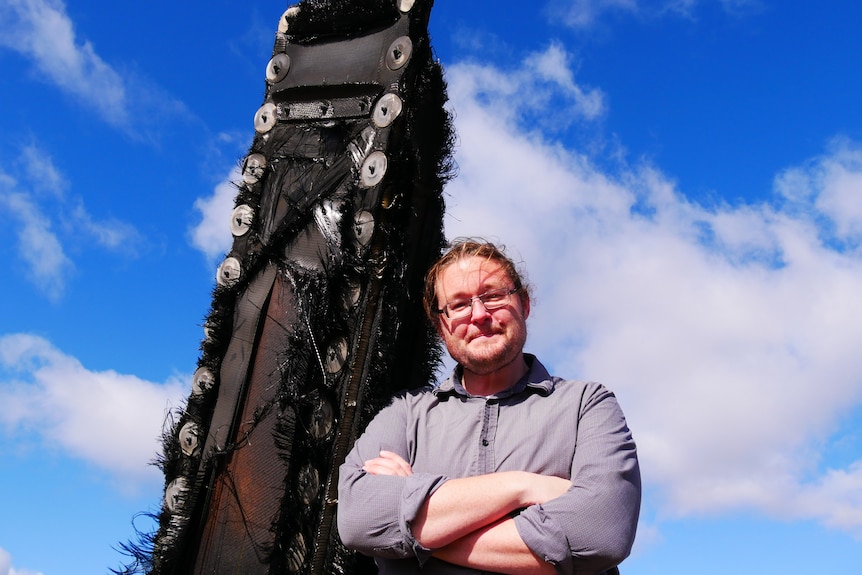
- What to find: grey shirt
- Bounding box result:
[337,355,641,575]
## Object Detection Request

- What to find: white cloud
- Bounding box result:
[0,188,73,302]
[190,168,240,262]
[450,44,604,133]
[18,144,67,198]
[0,334,189,485]
[527,43,605,120]
[0,547,42,575]
[443,56,862,538]
[1,146,143,299]
[548,0,763,27]
[548,0,638,28]
[66,199,143,253]
[0,0,127,127]
[776,138,862,244]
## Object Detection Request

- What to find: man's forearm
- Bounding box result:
[411,471,570,549]
[411,471,528,548]
[433,518,557,575]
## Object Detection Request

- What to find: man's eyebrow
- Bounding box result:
[446,283,508,300]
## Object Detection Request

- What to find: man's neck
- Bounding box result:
[461,354,530,397]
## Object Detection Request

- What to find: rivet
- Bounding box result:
[360,151,387,188]
[192,367,216,396]
[179,422,201,457]
[353,210,375,248]
[266,53,291,84]
[386,36,412,70]
[254,102,278,134]
[297,465,320,506]
[372,93,403,128]
[242,153,267,185]
[216,257,242,287]
[165,477,188,513]
[230,205,254,237]
[325,338,348,374]
[308,398,334,440]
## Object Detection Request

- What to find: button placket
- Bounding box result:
[478,400,499,474]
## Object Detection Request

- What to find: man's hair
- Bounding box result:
[422,238,530,326]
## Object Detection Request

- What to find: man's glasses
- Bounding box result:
[437,287,520,319]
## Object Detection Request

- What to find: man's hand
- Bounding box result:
[362,450,414,477]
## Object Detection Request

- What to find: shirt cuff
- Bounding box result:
[399,472,449,565]
[514,504,573,575]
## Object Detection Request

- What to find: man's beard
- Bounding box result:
[448,325,527,376]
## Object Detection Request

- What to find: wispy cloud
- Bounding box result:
[547,0,762,27]
[0,0,191,140]
[0,0,127,127]
[0,184,73,302]
[66,200,143,253]
[776,138,862,244]
[0,145,144,299]
[0,547,43,575]
[0,334,189,485]
[546,0,638,28]
[190,167,240,263]
[444,54,862,538]
[18,143,67,198]
[449,43,604,136]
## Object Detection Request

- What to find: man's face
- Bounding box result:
[434,255,530,376]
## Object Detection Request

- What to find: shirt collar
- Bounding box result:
[433,353,554,399]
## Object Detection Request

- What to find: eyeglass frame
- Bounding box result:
[435,287,521,319]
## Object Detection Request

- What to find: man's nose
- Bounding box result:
[469,298,491,321]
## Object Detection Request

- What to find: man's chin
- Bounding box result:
[460,346,515,373]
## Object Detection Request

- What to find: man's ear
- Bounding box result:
[520,293,531,319]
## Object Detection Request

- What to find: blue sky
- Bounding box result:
[1,1,861,574]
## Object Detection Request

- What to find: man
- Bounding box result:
[338,239,641,575]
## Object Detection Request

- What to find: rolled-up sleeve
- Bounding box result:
[337,395,449,562]
[513,384,641,575]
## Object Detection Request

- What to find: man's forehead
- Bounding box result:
[438,256,509,290]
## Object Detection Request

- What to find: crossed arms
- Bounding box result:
[363,450,570,574]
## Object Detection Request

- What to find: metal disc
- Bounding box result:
[216,257,242,287]
[266,53,291,84]
[386,36,412,70]
[360,151,387,188]
[230,205,254,237]
[178,422,201,457]
[308,398,334,440]
[165,478,188,513]
[192,367,216,396]
[297,464,320,506]
[372,93,403,128]
[325,337,348,374]
[254,102,278,134]
[353,210,375,248]
[242,153,267,185]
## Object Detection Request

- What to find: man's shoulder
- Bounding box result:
[388,384,440,403]
[543,377,621,415]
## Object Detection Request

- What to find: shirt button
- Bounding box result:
[482,439,489,446]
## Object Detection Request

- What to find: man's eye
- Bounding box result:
[449,301,470,312]
[483,293,505,303]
